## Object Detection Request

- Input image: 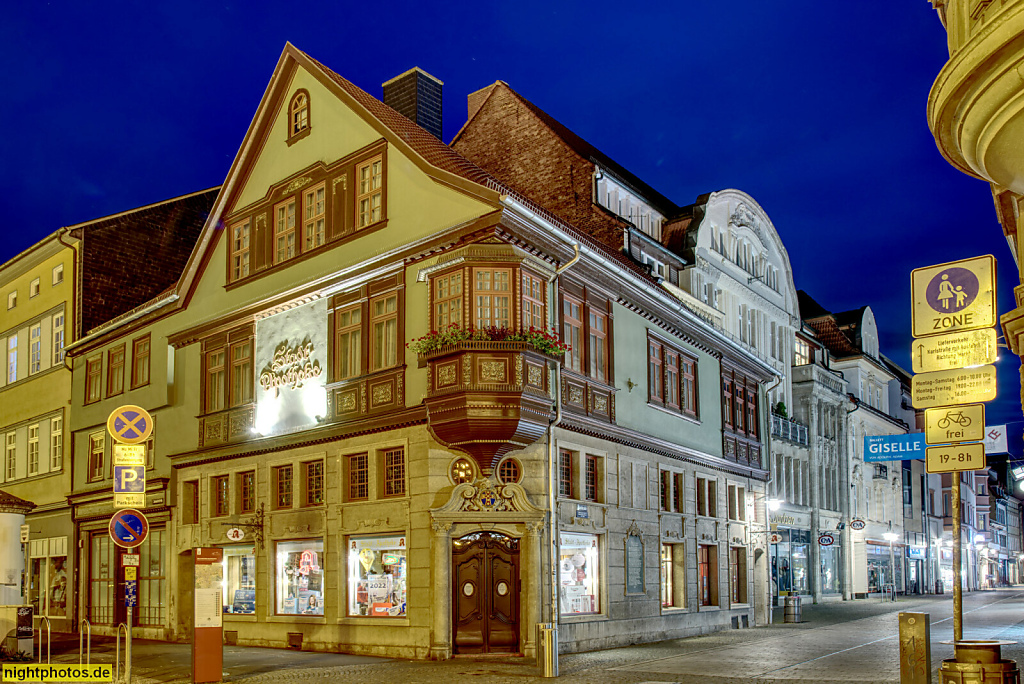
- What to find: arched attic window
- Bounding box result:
[287,89,311,144]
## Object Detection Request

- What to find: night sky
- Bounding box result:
[2,2,1019,423]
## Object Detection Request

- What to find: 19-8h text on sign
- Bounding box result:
[926,442,986,473]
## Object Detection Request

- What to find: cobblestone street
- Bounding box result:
[42,588,1024,683]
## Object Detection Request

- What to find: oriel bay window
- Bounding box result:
[721,366,761,466]
[473,268,511,327]
[429,264,547,334]
[225,143,388,284]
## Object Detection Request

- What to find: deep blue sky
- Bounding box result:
[2,2,1019,423]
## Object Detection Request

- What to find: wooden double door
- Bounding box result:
[452,532,520,654]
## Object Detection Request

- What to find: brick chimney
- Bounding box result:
[382,67,443,140]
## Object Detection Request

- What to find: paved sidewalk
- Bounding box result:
[39,589,1024,683]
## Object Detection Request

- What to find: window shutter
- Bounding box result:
[328,166,353,241]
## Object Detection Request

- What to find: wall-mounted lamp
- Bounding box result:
[626,378,637,392]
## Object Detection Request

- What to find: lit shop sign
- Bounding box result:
[863,433,926,462]
[254,298,328,435]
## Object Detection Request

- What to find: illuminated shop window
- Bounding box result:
[347,535,407,618]
[275,540,324,615]
[559,532,600,615]
[222,545,256,615]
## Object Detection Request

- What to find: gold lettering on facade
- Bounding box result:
[259,339,323,393]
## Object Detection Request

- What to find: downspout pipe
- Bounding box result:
[543,243,579,678]
[842,397,861,601]
[762,373,783,626]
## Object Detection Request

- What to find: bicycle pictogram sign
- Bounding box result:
[106,405,153,445]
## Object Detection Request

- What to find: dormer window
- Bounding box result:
[287,90,311,144]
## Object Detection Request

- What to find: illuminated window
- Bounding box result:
[131,335,150,389]
[106,345,125,397]
[276,539,324,615]
[559,533,599,615]
[231,220,250,281]
[222,545,255,615]
[661,544,674,607]
[794,338,811,366]
[289,91,309,137]
[273,465,292,509]
[347,453,369,501]
[347,535,405,617]
[357,155,383,228]
[698,544,718,607]
[274,198,297,264]
[85,355,102,404]
[451,458,474,484]
[303,183,326,251]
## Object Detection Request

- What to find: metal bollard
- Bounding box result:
[899,613,931,684]
[538,623,558,678]
[939,640,1020,683]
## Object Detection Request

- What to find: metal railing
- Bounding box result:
[79,619,91,665]
[36,616,50,664]
[771,414,809,445]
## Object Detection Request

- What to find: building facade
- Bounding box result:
[58,46,777,659]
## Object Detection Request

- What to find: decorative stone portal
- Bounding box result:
[429,477,546,661]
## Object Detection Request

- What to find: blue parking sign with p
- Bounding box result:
[114,466,145,492]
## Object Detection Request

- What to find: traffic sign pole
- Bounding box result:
[953,477,962,641]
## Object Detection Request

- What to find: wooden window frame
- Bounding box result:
[183,481,199,524]
[287,89,311,143]
[347,453,369,502]
[681,355,697,417]
[698,544,718,607]
[433,270,464,331]
[722,377,733,429]
[85,356,102,405]
[660,470,672,511]
[88,433,104,483]
[273,465,293,510]
[131,335,151,389]
[471,267,513,329]
[559,449,574,498]
[661,544,674,608]
[381,447,406,498]
[585,455,599,502]
[304,460,324,507]
[239,471,255,515]
[588,309,608,382]
[106,345,125,398]
[730,546,747,604]
[212,475,229,517]
[664,349,679,409]
[303,182,326,252]
[369,292,399,372]
[273,197,297,265]
[498,458,522,484]
[229,339,253,408]
[562,296,583,374]
[521,271,545,330]
[648,333,699,419]
[204,348,227,414]
[230,219,251,282]
[332,302,363,381]
[673,472,684,513]
[648,339,663,402]
[356,154,385,230]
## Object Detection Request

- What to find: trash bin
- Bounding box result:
[537,623,558,678]
[936,580,944,595]
[784,595,801,624]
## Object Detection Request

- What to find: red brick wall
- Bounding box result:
[452,84,626,250]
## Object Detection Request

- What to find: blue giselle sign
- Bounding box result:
[864,433,926,462]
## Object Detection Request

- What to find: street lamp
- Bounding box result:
[884,525,899,602]
[767,498,783,512]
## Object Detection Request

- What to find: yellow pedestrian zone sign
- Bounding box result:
[925,442,986,473]
[911,255,996,338]
[924,404,985,445]
[911,365,997,409]
[911,328,996,374]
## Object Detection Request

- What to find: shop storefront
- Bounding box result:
[906,547,926,594]
[559,532,600,615]
[772,528,810,596]
[866,542,903,593]
[818,542,841,594]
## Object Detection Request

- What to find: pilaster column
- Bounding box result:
[430,520,453,660]
[523,520,545,658]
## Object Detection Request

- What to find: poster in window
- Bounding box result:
[348,535,406,617]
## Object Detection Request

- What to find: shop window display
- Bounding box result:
[222,545,256,614]
[276,540,324,615]
[559,532,599,615]
[347,535,407,617]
